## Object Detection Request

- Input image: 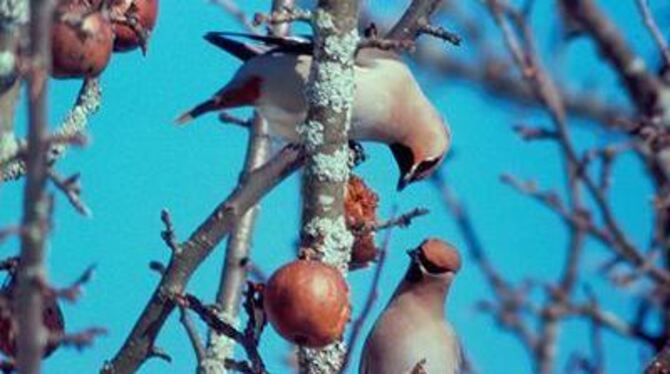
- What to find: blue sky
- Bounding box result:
[0,0,664,372]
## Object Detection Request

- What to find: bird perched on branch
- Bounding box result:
[360,238,462,374]
[175,32,451,190]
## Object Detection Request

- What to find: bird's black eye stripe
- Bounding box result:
[404,261,424,283]
[390,143,414,176]
[413,157,442,180]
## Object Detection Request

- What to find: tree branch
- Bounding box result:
[1,78,102,182]
[635,0,670,70]
[15,0,53,372]
[179,306,206,364]
[0,0,27,178]
[101,145,304,374]
[202,1,291,371]
[413,46,628,128]
[560,0,664,117]
[177,292,266,374]
[387,0,443,40]
[296,1,359,371]
[646,342,670,374]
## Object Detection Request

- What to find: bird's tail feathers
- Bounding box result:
[204,32,263,61]
[174,98,220,125]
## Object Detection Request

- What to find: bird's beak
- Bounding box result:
[406,248,419,262]
[397,175,410,191]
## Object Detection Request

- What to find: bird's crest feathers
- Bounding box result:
[415,239,461,274]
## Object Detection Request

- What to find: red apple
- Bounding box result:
[264,260,350,347]
[110,0,159,53]
[51,6,114,79]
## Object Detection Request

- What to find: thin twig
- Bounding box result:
[350,207,429,235]
[560,0,663,117]
[386,0,443,40]
[646,342,670,374]
[54,327,108,351]
[501,173,670,289]
[40,264,95,304]
[373,207,429,231]
[179,306,206,362]
[419,24,461,46]
[210,0,259,34]
[357,38,415,52]
[433,172,539,351]
[203,1,289,370]
[160,209,179,253]
[635,0,670,70]
[341,206,398,373]
[47,169,91,216]
[102,145,304,373]
[176,293,266,374]
[253,6,311,27]
[0,227,21,245]
[1,78,101,181]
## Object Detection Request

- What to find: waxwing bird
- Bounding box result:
[360,238,462,374]
[175,32,451,190]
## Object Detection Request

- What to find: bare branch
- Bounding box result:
[365,207,429,232]
[47,169,91,216]
[211,0,260,34]
[501,173,670,288]
[357,37,415,52]
[203,1,290,370]
[179,306,206,363]
[296,0,359,370]
[560,0,663,116]
[15,0,54,371]
[0,226,21,245]
[253,6,311,27]
[646,343,670,374]
[2,78,101,181]
[419,24,461,46]
[48,264,96,303]
[55,327,108,351]
[102,145,304,373]
[413,46,628,128]
[433,173,539,351]
[176,293,266,374]
[635,0,670,71]
[387,0,443,40]
[160,209,179,253]
[512,125,557,141]
[147,262,166,278]
[204,113,272,372]
[341,206,397,373]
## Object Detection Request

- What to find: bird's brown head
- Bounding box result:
[406,238,461,282]
[391,143,446,191]
[390,120,450,191]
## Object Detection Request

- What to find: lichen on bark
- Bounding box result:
[298,0,359,372]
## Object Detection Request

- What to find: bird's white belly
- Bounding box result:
[257,103,384,145]
[257,105,305,142]
[362,317,461,374]
[389,329,459,373]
